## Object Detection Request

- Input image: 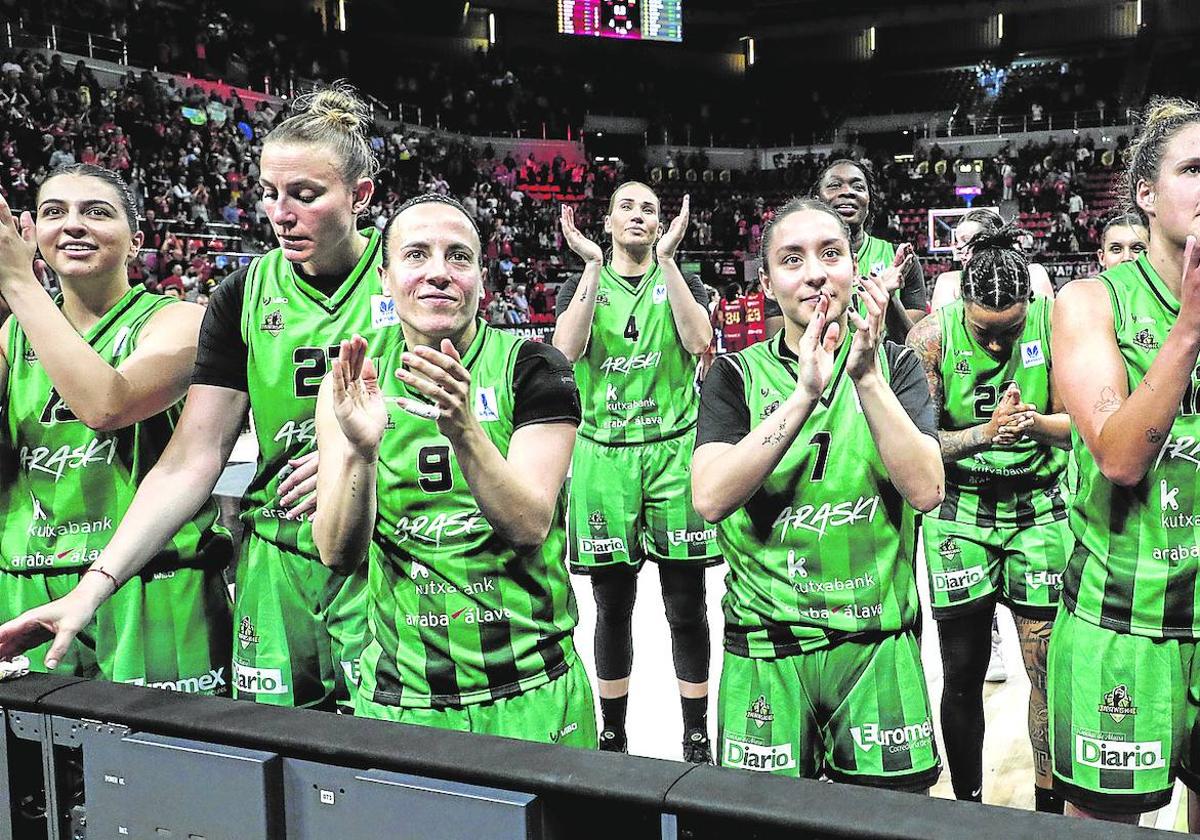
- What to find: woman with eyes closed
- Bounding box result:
[0,84,384,713]
[0,163,232,692]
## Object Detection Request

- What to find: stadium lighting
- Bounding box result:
[868,26,876,53]
[747,37,756,66]
[1136,0,1143,26]
[997,13,1004,40]
[488,12,496,45]
[336,0,346,31]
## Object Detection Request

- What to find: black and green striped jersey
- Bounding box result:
[195,229,385,557]
[565,264,703,445]
[935,296,1068,527]
[1066,254,1200,638]
[696,333,937,657]
[0,287,227,572]
[360,322,581,708]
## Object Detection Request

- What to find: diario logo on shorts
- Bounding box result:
[932,567,985,593]
[588,510,606,531]
[579,537,625,555]
[1024,570,1062,590]
[234,662,290,695]
[1098,685,1138,723]
[746,695,773,729]
[851,720,934,754]
[723,738,795,772]
[1075,735,1164,771]
[125,667,227,694]
[238,616,260,650]
[667,527,715,547]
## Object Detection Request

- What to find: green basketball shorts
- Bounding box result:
[922,514,1072,620]
[0,564,231,695]
[355,653,597,748]
[718,631,940,789]
[232,534,367,711]
[568,430,720,572]
[1048,605,1200,814]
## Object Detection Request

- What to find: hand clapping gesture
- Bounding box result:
[395,340,478,443]
[560,204,603,265]
[655,194,690,262]
[795,295,840,401]
[330,335,388,461]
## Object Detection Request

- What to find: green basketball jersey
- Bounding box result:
[935,296,1068,527]
[716,335,919,658]
[0,288,227,572]
[238,229,384,553]
[574,263,699,445]
[360,322,578,709]
[1066,254,1200,639]
[857,234,895,279]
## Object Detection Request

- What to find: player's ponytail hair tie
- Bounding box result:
[265,80,379,187]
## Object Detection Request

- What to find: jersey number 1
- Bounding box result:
[808,431,831,482]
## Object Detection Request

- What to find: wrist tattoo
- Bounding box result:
[1146,427,1165,444]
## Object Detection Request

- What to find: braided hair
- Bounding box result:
[960,225,1030,310]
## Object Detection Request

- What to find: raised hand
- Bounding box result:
[560,204,604,265]
[330,335,387,460]
[795,295,840,401]
[656,194,690,261]
[846,274,888,381]
[875,242,915,295]
[0,193,38,290]
[395,339,476,442]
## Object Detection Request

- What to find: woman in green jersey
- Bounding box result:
[1096,213,1149,272]
[0,164,231,690]
[553,183,718,761]
[930,209,1056,311]
[693,197,944,788]
[1048,97,1200,824]
[313,194,595,746]
[812,159,926,340]
[906,228,1073,812]
[0,84,381,712]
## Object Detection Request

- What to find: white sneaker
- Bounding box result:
[985,627,1007,683]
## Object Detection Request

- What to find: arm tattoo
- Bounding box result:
[904,316,944,411]
[938,425,989,462]
[1093,386,1121,414]
[762,420,788,447]
[1146,427,1165,444]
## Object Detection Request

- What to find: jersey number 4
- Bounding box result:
[39,388,79,425]
[623,315,640,342]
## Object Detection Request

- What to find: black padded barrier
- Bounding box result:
[0,674,1174,840]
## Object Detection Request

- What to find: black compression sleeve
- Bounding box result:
[191,268,250,391]
[511,341,581,429]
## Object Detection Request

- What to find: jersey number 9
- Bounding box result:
[418,445,453,493]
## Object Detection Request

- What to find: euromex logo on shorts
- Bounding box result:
[1075,734,1165,771]
[851,720,934,754]
[1024,570,1062,591]
[579,537,626,555]
[932,567,985,593]
[234,662,290,695]
[722,738,796,772]
[667,527,715,548]
[125,667,227,695]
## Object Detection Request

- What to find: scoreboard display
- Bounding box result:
[558,0,682,42]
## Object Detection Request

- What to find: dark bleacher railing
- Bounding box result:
[0,673,1168,840]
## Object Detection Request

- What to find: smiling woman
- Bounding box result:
[0,163,232,689]
[0,84,388,715]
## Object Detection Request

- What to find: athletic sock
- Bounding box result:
[681,695,708,734]
[1034,787,1064,814]
[600,694,629,737]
